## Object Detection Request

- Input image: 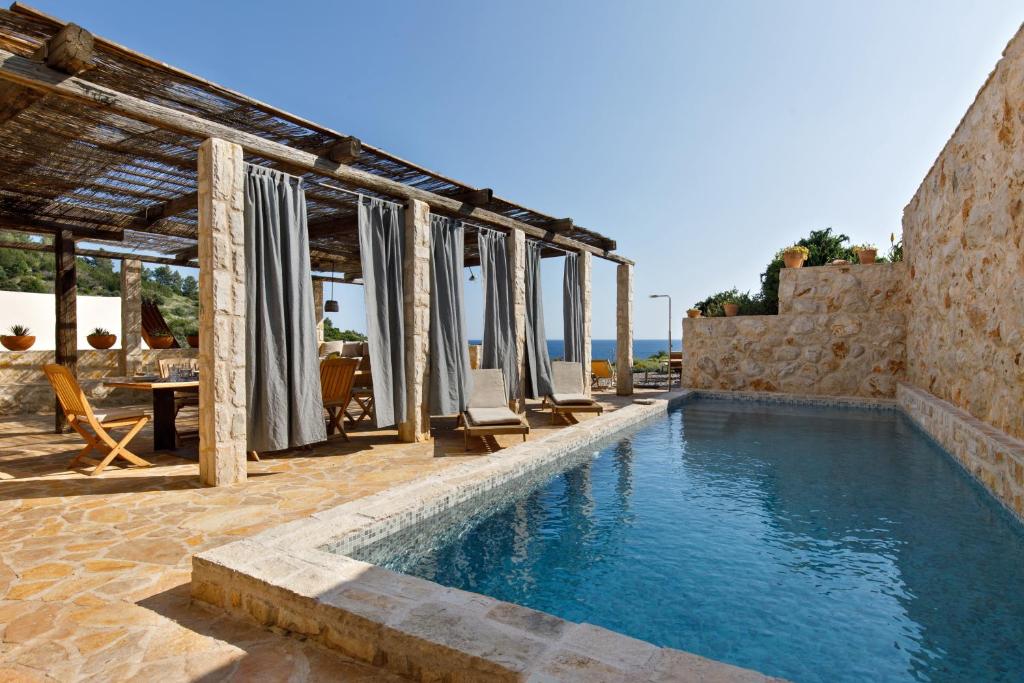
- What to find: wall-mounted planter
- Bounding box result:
[0,335,35,351]
[856,249,877,264]
[149,335,175,349]
[783,247,808,268]
[87,334,117,350]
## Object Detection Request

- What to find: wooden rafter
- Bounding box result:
[0,45,631,265]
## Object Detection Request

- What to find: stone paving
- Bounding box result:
[0,390,645,682]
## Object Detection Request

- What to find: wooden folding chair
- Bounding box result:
[43,364,152,476]
[321,357,358,440]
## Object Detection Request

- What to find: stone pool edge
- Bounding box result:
[191,391,783,681]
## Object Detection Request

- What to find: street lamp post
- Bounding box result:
[649,294,672,389]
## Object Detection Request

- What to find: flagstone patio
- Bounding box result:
[0,390,649,681]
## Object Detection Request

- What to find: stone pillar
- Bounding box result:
[312,278,325,345]
[509,229,527,411]
[197,138,247,487]
[579,250,592,397]
[616,262,634,396]
[120,258,143,376]
[398,199,431,443]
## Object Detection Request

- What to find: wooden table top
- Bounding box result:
[104,378,199,390]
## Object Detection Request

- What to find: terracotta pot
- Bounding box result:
[187,334,199,348]
[857,249,877,264]
[723,303,739,317]
[783,252,806,268]
[686,309,702,319]
[0,335,35,351]
[149,335,175,349]
[87,334,117,350]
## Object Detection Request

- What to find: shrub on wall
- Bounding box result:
[692,288,769,317]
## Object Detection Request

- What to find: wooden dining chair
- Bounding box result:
[158,358,199,444]
[43,364,152,476]
[321,357,358,440]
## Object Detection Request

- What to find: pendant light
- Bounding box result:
[325,262,340,313]
[468,267,478,282]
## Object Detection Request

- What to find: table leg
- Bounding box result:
[152,389,177,451]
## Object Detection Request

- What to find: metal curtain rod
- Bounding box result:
[307,182,574,256]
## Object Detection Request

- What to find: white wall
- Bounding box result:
[0,291,124,350]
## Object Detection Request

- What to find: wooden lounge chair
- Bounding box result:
[591,359,615,390]
[43,364,152,476]
[544,361,605,424]
[321,357,358,440]
[458,368,529,451]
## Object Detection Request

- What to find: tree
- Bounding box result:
[758,227,856,314]
[323,318,367,342]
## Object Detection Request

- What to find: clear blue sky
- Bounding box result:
[45,0,1024,338]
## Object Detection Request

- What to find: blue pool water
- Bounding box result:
[370,400,1024,682]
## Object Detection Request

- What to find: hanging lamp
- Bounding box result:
[325,262,340,312]
[468,266,478,282]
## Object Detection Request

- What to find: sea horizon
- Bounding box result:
[469,338,682,361]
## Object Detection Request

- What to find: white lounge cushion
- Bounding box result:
[466,407,522,426]
[467,368,509,408]
[550,361,585,395]
[94,408,148,423]
[550,393,595,406]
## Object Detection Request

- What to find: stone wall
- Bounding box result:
[902,25,1024,441]
[682,263,908,397]
[0,349,197,415]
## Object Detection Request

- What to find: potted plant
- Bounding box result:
[149,325,175,349]
[723,301,739,317]
[1,325,35,351]
[686,308,702,319]
[86,327,117,349]
[853,244,878,264]
[782,245,810,268]
[184,326,199,349]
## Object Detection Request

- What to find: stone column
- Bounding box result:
[616,262,634,396]
[197,137,247,487]
[579,250,593,397]
[120,258,143,376]
[398,199,431,443]
[312,278,325,345]
[509,229,527,411]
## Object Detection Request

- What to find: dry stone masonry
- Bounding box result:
[902,25,1024,442]
[683,263,908,398]
[197,137,247,487]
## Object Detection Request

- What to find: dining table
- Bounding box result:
[103,377,199,451]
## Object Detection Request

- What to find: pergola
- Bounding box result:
[0,3,636,486]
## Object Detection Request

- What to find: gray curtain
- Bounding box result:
[478,228,517,399]
[358,197,407,428]
[523,240,553,398]
[563,251,584,363]
[244,164,326,453]
[428,215,472,415]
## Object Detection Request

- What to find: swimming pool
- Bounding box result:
[354,399,1024,682]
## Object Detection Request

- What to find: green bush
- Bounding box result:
[692,288,769,317]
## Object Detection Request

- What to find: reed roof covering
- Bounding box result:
[0,3,622,275]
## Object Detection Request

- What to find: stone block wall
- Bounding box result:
[0,348,197,415]
[682,263,908,397]
[902,25,1024,441]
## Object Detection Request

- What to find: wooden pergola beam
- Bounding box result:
[548,218,573,233]
[326,136,361,165]
[0,46,632,265]
[141,190,198,225]
[0,215,124,241]
[451,187,493,207]
[33,22,94,75]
